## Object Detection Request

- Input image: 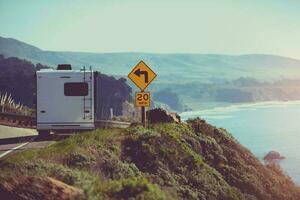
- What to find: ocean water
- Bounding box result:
[181,101,300,185]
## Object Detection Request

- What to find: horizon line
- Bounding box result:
[1,35,300,61]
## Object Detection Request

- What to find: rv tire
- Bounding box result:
[38,130,50,137]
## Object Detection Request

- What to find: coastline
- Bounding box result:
[180,100,300,120]
[180,100,300,185]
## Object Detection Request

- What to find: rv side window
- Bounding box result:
[64,82,88,96]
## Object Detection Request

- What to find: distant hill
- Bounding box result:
[2,36,300,111]
[0,55,45,106]
[1,36,300,84]
[0,37,42,60]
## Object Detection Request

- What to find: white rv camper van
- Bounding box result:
[36,64,98,135]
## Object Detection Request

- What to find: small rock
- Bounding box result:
[264,151,286,162]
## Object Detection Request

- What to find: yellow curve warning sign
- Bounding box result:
[128,60,157,91]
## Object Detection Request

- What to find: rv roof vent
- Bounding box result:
[57,64,72,70]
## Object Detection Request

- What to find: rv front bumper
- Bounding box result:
[37,122,95,130]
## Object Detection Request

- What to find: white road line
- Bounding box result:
[0,142,29,159]
[0,136,36,159]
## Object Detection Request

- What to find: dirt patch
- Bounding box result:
[0,176,84,200]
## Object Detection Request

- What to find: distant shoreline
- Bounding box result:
[180,100,300,120]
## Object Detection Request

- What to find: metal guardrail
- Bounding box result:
[0,112,36,128]
[0,112,131,129]
[0,112,35,119]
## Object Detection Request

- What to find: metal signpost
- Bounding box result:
[128,61,157,127]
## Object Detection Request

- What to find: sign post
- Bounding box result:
[141,106,146,128]
[128,61,157,128]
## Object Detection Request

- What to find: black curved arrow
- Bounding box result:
[134,68,149,83]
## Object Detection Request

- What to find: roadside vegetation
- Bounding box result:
[0,92,33,115]
[0,119,299,199]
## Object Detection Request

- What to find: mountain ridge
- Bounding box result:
[1,36,300,82]
[3,36,300,111]
[2,36,300,60]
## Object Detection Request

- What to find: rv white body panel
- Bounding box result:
[36,69,95,131]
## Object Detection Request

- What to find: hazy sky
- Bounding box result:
[1,0,300,58]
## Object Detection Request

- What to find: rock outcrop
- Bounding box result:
[147,108,181,124]
[264,151,286,162]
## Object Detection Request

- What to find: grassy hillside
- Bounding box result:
[1,120,299,199]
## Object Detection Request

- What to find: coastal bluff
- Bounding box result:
[0,118,299,199]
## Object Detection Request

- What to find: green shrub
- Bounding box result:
[104,177,169,200]
[63,151,95,169]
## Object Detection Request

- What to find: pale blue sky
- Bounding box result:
[1,0,300,58]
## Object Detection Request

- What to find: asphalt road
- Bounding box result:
[0,125,37,139]
[0,125,70,159]
[0,121,129,159]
